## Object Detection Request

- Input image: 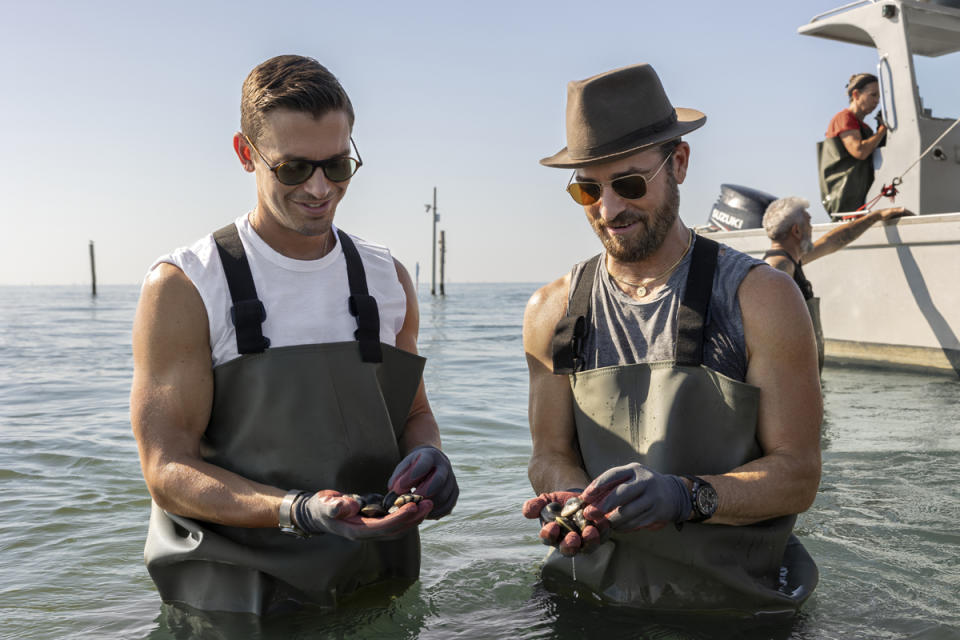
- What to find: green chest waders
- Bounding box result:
[547,236,818,615]
[144,225,425,614]
[818,135,875,215]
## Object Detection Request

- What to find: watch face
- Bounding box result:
[696,485,719,517]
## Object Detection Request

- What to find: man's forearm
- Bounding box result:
[701,451,821,526]
[528,451,590,495]
[148,456,285,527]
[812,210,881,259]
[398,411,442,453]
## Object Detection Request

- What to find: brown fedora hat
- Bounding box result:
[540,63,706,168]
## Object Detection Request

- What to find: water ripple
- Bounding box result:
[1,284,959,639]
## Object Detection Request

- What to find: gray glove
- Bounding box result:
[291,490,431,540]
[581,463,690,531]
[388,445,459,519]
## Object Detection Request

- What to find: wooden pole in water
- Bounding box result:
[89,240,97,297]
[431,187,438,296]
[439,230,446,296]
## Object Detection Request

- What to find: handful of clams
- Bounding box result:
[541,496,591,535]
[346,491,424,518]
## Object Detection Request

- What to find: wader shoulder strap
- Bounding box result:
[213,223,271,354]
[337,229,383,363]
[761,250,813,300]
[551,255,601,374]
[675,235,719,367]
[762,249,795,264]
[793,260,814,300]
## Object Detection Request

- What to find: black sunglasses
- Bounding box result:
[566,151,672,205]
[245,135,363,185]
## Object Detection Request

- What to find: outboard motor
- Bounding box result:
[704,184,778,231]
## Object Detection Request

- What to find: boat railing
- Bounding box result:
[877,55,898,131]
[809,0,879,23]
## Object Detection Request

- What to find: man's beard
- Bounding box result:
[800,229,814,256]
[590,173,680,262]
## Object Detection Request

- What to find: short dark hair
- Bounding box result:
[240,55,355,144]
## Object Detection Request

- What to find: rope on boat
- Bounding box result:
[848,115,960,218]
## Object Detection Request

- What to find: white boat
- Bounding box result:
[703,0,960,375]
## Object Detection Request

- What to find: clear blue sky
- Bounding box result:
[2,1,956,285]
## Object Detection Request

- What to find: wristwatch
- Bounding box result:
[278,489,308,537]
[683,475,718,523]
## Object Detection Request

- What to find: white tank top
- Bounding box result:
[148,214,407,367]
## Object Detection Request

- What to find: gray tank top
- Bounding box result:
[569,243,763,381]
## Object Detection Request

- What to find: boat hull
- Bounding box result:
[705,212,960,375]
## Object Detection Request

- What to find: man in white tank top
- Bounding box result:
[521,63,822,614]
[131,56,458,613]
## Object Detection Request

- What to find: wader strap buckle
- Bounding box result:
[338,229,384,363]
[552,315,587,374]
[214,223,271,354]
[551,254,601,374]
[229,299,271,353]
[349,293,383,363]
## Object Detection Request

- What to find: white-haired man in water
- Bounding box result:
[763,196,909,370]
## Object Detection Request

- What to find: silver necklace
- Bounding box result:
[607,230,693,297]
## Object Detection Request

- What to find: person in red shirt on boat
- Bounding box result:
[762,196,910,370]
[819,73,889,214]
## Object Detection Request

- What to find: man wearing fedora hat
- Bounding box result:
[521,63,821,614]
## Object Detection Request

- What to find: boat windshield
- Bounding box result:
[913,55,960,120]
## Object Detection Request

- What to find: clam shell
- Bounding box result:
[554,515,579,534]
[346,493,366,507]
[541,502,564,521]
[363,493,384,506]
[561,497,584,518]
[360,504,388,518]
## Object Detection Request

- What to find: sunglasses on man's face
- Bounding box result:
[566,151,673,206]
[245,135,363,185]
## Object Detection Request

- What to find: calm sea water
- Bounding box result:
[1,284,958,640]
